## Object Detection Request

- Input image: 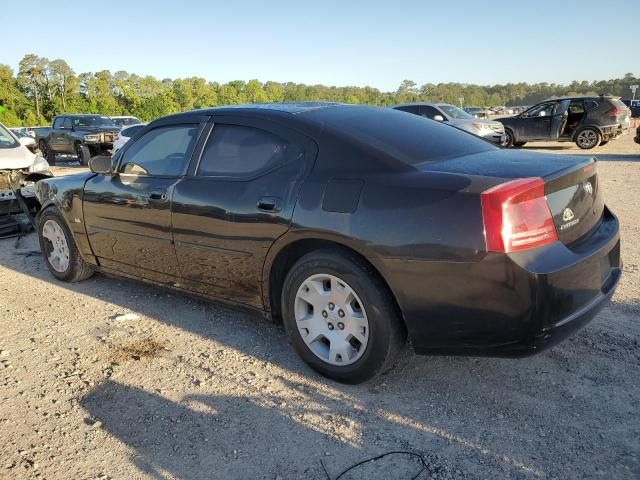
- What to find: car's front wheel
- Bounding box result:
[281,248,405,383]
[75,143,92,165]
[501,129,514,148]
[575,128,601,149]
[38,208,94,282]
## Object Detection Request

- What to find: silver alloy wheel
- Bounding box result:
[501,130,512,147]
[294,273,369,366]
[577,129,598,148]
[42,219,70,273]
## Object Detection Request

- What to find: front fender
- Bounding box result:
[36,174,98,265]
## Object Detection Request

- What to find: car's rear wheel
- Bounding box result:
[38,208,94,282]
[281,248,405,383]
[575,128,601,149]
[501,129,514,148]
[75,143,91,165]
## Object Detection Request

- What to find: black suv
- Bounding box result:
[43,114,119,164]
[500,96,631,149]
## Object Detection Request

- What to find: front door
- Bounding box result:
[171,117,316,307]
[48,116,72,153]
[519,102,556,140]
[83,120,204,282]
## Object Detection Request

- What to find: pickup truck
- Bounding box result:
[42,114,119,165]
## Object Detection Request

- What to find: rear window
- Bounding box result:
[304,106,495,166]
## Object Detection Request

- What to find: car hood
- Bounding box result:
[80,126,120,134]
[0,145,35,170]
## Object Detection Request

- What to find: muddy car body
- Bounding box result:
[34,103,622,383]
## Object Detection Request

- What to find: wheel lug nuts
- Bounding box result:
[337,322,345,330]
[328,302,335,310]
[328,323,334,330]
[338,310,345,318]
[322,311,328,318]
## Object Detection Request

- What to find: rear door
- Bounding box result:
[83,119,205,282]
[172,116,316,307]
[550,99,571,138]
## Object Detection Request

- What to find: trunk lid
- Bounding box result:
[544,160,603,245]
[420,149,603,246]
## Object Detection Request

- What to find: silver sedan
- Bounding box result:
[392,103,506,144]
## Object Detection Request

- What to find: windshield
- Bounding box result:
[11,129,27,138]
[73,116,116,128]
[113,117,142,127]
[0,124,19,149]
[438,105,473,119]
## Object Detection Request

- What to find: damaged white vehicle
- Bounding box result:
[0,122,52,234]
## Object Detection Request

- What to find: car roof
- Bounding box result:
[541,95,618,102]
[156,102,351,125]
[54,113,111,118]
[391,102,453,109]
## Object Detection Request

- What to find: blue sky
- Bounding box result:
[1,0,637,91]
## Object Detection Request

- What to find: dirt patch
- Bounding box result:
[107,337,169,364]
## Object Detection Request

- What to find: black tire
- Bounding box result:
[281,248,405,384]
[45,144,56,165]
[575,127,601,150]
[38,207,94,282]
[39,140,48,157]
[514,141,527,147]
[599,140,609,146]
[75,143,91,165]
[501,129,514,148]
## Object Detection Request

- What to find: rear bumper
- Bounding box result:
[384,207,622,356]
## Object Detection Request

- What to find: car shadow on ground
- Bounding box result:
[2,233,638,478]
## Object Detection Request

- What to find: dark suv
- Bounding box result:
[43,114,119,164]
[500,96,631,149]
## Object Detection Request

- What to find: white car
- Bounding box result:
[111,116,143,128]
[113,123,147,154]
[0,122,51,215]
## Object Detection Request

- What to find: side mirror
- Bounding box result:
[19,136,36,147]
[433,115,445,122]
[89,155,114,174]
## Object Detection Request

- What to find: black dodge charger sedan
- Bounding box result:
[35,103,622,383]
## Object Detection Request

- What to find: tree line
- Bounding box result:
[0,54,637,127]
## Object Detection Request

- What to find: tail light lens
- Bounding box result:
[481,177,558,253]
[604,107,622,116]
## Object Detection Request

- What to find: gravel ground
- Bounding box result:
[1,132,639,479]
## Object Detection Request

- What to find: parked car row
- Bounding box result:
[30,102,622,383]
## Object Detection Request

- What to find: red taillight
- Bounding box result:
[481,177,558,253]
[604,107,622,116]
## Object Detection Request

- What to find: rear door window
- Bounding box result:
[197,124,297,177]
